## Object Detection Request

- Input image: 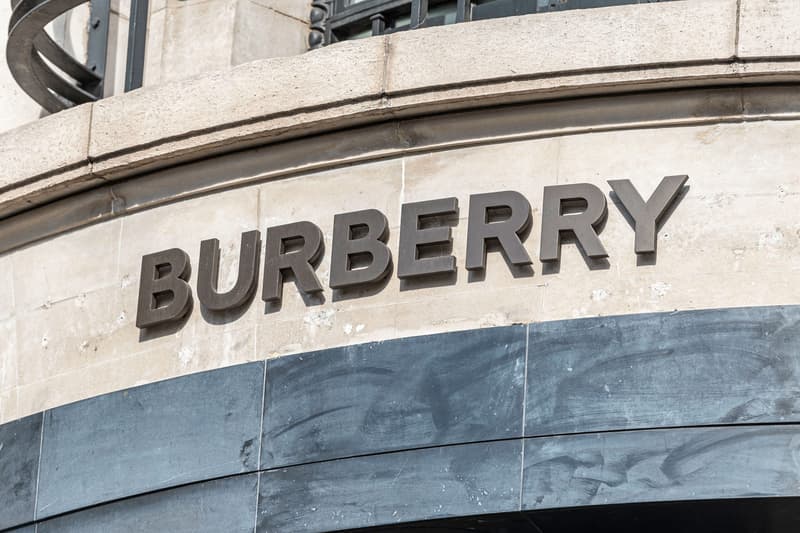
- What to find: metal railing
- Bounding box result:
[311,0,672,49]
[6,0,149,113]
[8,0,671,113]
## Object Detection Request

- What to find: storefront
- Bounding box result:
[1,1,800,531]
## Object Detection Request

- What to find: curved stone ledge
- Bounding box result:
[2,305,800,531]
[1,84,800,254]
[1,0,800,224]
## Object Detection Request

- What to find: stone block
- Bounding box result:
[89,36,387,176]
[0,413,41,530]
[261,326,526,468]
[738,0,800,59]
[255,0,308,22]
[0,318,17,394]
[386,1,737,94]
[143,7,166,87]
[35,362,265,518]
[11,219,121,312]
[103,9,130,97]
[232,0,308,66]
[526,306,800,437]
[0,104,94,216]
[0,388,18,424]
[258,439,522,532]
[38,474,258,533]
[14,285,137,388]
[160,0,238,84]
[0,254,14,320]
[522,425,800,510]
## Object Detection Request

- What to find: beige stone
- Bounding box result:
[9,2,800,219]
[256,303,399,360]
[8,112,800,418]
[0,388,18,425]
[110,0,131,16]
[7,0,800,420]
[89,36,387,176]
[15,317,257,418]
[738,0,800,59]
[402,138,560,206]
[0,103,92,202]
[161,0,238,84]
[14,285,135,386]
[0,255,14,321]
[143,7,167,87]
[0,318,17,394]
[103,9,130,97]
[117,186,259,285]
[386,0,737,94]
[254,0,309,23]
[232,0,308,65]
[11,220,121,312]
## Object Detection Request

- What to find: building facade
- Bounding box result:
[1,0,800,531]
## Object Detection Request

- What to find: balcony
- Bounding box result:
[7,0,674,114]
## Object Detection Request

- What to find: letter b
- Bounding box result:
[136,248,193,329]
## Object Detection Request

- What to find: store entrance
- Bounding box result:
[354,497,800,533]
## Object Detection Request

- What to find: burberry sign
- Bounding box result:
[136,175,688,329]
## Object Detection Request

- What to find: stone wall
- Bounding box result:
[0,103,798,423]
[3,310,800,531]
[1,2,799,530]
[0,0,799,423]
[1,0,310,133]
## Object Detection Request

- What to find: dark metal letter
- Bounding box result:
[608,175,689,254]
[262,222,324,303]
[398,198,458,279]
[465,191,532,270]
[136,248,192,329]
[330,209,392,289]
[197,230,261,311]
[539,183,608,261]
[540,183,608,262]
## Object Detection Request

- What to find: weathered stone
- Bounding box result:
[526,306,800,436]
[0,414,41,530]
[36,362,264,518]
[738,0,800,59]
[258,440,522,532]
[38,474,258,533]
[262,326,526,468]
[522,425,800,510]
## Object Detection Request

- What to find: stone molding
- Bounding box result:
[2,84,798,255]
[2,305,800,531]
[1,0,799,226]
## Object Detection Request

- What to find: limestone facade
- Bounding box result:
[0,0,799,423]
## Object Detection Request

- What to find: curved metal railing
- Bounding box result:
[7,0,105,112]
[7,0,147,113]
[311,0,675,49]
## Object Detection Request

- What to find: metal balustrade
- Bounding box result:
[7,0,672,113]
[310,0,672,48]
[6,0,148,113]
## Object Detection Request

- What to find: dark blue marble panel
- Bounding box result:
[36,362,265,519]
[7,526,35,533]
[262,326,526,469]
[526,306,800,436]
[522,425,800,510]
[0,414,41,531]
[258,439,523,533]
[38,474,258,533]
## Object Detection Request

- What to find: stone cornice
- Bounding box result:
[0,0,798,239]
